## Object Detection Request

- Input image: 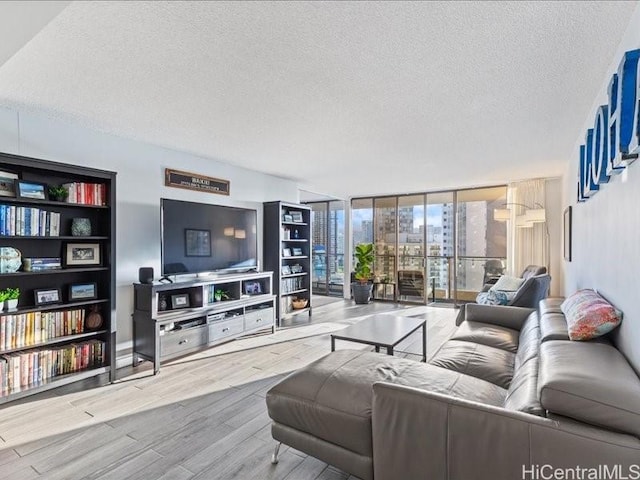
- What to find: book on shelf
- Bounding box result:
[22,257,62,272]
[0,339,105,396]
[0,309,87,351]
[62,182,107,206]
[0,205,61,236]
[281,277,304,293]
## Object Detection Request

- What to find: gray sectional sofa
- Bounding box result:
[266,299,640,480]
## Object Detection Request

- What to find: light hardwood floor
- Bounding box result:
[0,298,458,480]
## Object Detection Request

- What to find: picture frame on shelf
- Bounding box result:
[243,280,263,295]
[64,243,101,267]
[171,293,190,309]
[282,248,292,257]
[0,171,18,197]
[290,211,303,223]
[292,247,303,256]
[68,282,97,302]
[282,265,291,275]
[16,180,48,200]
[291,264,303,273]
[283,214,293,222]
[34,287,61,306]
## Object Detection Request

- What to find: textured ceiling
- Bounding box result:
[0,1,637,198]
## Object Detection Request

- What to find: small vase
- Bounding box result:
[71,218,92,236]
[158,295,168,311]
[4,299,17,310]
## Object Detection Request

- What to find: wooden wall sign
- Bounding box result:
[164,169,230,196]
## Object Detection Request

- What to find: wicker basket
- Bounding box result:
[292,298,308,309]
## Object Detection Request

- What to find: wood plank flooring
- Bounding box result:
[0,298,458,480]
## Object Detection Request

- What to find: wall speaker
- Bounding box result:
[138,267,154,284]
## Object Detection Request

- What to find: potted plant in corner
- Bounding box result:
[352,243,374,304]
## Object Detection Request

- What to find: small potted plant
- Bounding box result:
[48,185,68,202]
[352,243,374,304]
[214,289,229,302]
[2,287,19,310]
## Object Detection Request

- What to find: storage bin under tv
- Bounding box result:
[132,271,274,373]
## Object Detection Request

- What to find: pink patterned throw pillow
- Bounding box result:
[561,289,622,341]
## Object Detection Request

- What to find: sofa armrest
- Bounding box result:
[463,303,534,330]
[372,382,640,480]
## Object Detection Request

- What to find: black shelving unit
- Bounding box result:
[263,201,312,326]
[0,152,116,404]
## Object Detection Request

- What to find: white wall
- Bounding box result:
[0,107,300,362]
[562,4,640,372]
[545,177,562,296]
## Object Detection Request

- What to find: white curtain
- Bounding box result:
[506,179,549,276]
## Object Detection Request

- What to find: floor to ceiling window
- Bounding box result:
[308,200,345,297]
[350,186,507,304]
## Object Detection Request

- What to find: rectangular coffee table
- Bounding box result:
[331,314,426,362]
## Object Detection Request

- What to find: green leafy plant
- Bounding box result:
[354,243,374,283]
[5,288,19,300]
[48,185,68,201]
[0,290,8,302]
[214,289,229,301]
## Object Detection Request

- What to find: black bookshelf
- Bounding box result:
[0,152,116,404]
[263,201,312,326]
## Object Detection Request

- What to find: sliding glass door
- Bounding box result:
[350,185,507,305]
[309,200,345,297]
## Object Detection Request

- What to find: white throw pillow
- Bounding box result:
[490,275,524,292]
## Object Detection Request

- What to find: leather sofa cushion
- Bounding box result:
[539,297,563,315]
[504,356,544,415]
[451,320,519,353]
[539,313,570,342]
[267,350,507,457]
[430,340,515,389]
[515,313,540,369]
[538,341,640,437]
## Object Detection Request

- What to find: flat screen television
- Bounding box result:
[161,198,258,276]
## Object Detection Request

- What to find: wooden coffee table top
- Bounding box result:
[331,314,425,348]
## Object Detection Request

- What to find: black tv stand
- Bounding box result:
[158,275,174,284]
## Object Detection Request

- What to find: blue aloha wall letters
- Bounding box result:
[578,49,640,202]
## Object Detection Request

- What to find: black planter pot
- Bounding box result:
[352,282,372,304]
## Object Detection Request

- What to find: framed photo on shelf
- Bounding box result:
[184,228,211,257]
[282,265,291,275]
[0,171,18,197]
[283,214,293,222]
[243,280,263,295]
[282,248,292,257]
[68,282,98,301]
[290,211,304,223]
[16,180,48,200]
[34,288,61,306]
[171,293,190,309]
[64,243,101,266]
[292,247,303,256]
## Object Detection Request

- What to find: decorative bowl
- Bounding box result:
[292,298,308,309]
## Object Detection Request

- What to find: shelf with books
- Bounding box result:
[264,201,312,325]
[0,338,107,399]
[0,151,116,403]
[0,329,108,355]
